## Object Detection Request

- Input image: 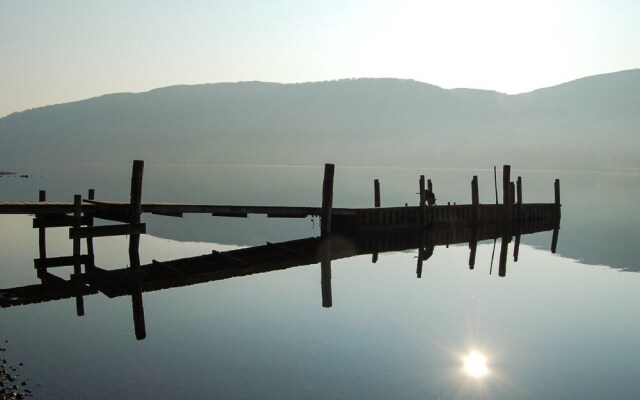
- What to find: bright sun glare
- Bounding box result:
[463,351,489,378]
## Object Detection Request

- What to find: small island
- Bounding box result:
[0,171,16,176]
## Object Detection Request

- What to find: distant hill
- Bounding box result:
[1,69,639,169]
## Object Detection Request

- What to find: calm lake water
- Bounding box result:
[1,164,639,399]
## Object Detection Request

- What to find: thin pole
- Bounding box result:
[493,166,498,205]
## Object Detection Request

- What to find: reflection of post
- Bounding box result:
[468,227,478,270]
[131,290,146,340]
[374,179,380,208]
[551,227,560,254]
[38,190,47,259]
[320,164,334,237]
[320,237,332,308]
[416,232,425,278]
[498,232,510,277]
[513,233,521,262]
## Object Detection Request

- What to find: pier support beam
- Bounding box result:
[374,179,380,208]
[38,190,47,259]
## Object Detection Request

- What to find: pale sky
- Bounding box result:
[1,0,639,117]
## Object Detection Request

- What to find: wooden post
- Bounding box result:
[554,178,561,211]
[73,194,85,316]
[129,161,144,266]
[419,175,426,227]
[513,233,521,262]
[73,195,82,275]
[86,189,95,269]
[38,190,47,259]
[427,179,433,192]
[471,176,479,224]
[374,179,380,208]
[516,176,523,219]
[320,164,334,237]
[510,182,516,204]
[503,165,511,221]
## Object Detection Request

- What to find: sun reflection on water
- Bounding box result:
[463,351,489,378]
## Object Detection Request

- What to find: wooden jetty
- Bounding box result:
[0,160,562,339]
[0,161,561,232]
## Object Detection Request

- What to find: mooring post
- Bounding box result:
[86,189,95,269]
[471,176,479,224]
[374,179,381,208]
[503,165,511,221]
[320,163,335,237]
[554,178,561,211]
[73,194,82,275]
[516,176,523,219]
[129,160,144,266]
[38,190,47,260]
[419,175,426,227]
[510,182,516,205]
[72,194,85,316]
[427,179,433,192]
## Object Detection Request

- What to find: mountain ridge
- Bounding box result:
[1,69,639,169]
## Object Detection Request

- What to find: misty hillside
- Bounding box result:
[1,69,639,168]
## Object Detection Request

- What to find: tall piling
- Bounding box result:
[320,164,335,237]
[471,175,479,224]
[503,165,511,221]
[374,179,380,208]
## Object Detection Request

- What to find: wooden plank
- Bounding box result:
[34,255,94,269]
[69,223,146,239]
[33,214,92,228]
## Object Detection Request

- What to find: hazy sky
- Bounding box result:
[1,0,639,117]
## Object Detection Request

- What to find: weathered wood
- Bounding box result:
[427,179,433,192]
[34,255,94,269]
[33,214,92,228]
[554,179,561,205]
[321,163,335,236]
[374,179,381,208]
[73,195,82,275]
[38,190,47,259]
[130,160,144,224]
[69,223,146,239]
[471,175,479,224]
[503,165,511,221]
[419,175,426,227]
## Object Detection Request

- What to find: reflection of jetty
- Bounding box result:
[0,160,561,339]
[1,218,559,339]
